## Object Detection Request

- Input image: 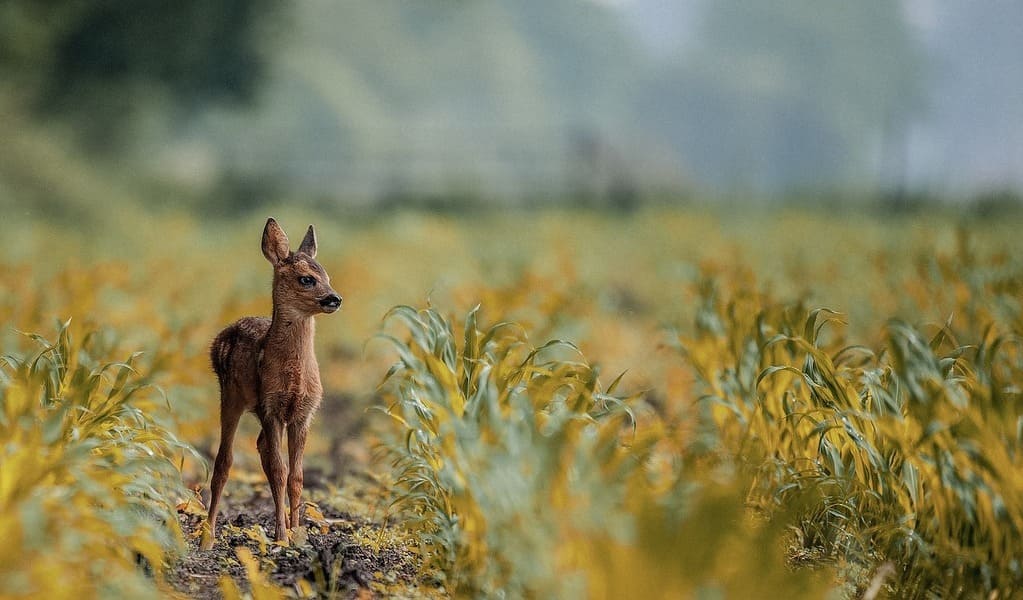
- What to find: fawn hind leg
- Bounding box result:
[202,387,245,550]
[257,415,289,542]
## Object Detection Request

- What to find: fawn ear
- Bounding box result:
[297,225,317,258]
[261,218,291,265]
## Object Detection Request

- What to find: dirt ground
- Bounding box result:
[166,391,446,599]
[167,467,446,599]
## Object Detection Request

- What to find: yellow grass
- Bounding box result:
[2,206,1021,598]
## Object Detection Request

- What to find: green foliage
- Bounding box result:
[2,207,1022,598]
[0,0,279,136]
[0,319,199,599]
[374,304,636,595]
[684,259,1023,597]
[375,304,832,598]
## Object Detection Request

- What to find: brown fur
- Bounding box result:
[203,218,342,548]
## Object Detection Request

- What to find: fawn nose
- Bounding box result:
[319,294,342,312]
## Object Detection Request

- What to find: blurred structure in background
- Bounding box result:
[1,0,1021,214]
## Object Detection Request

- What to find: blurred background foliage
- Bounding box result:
[1,0,1022,216]
[3,1,1023,598]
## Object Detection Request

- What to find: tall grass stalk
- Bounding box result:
[684,276,1023,598]
[0,319,199,598]
[374,304,832,598]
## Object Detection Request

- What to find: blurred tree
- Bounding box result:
[181,0,646,204]
[0,0,281,148]
[640,0,925,194]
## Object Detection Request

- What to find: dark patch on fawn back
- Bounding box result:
[210,317,271,381]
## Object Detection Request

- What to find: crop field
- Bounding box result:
[1,206,1022,599]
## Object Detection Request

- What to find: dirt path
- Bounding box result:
[167,469,445,599]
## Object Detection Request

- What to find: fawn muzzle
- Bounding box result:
[319,293,342,312]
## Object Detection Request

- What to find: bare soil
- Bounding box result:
[166,468,443,599]
[165,390,446,598]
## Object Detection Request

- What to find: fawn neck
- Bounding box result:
[266,302,316,363]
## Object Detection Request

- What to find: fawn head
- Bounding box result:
[261,218,342,316]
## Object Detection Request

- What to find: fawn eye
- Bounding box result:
[298,275,316,287]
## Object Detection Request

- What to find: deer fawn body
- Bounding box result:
[203,218,341,549]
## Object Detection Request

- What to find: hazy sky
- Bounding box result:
[619,0,1023,193]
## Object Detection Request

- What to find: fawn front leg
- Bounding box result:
[257,418,289,543]
[287,421,309,529]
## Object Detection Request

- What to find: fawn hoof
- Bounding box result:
[199,520,215,551]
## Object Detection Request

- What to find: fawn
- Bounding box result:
[202,217,342,549]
